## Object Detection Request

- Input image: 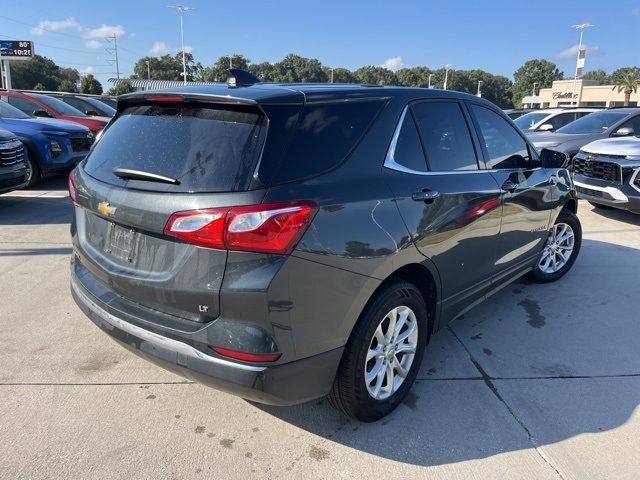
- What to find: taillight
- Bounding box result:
[68,169,78,203]
[211,346,281,363]
[163,201,318,254]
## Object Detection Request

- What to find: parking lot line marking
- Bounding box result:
[2,193,68,198]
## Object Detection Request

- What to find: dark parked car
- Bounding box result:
[70,81,581,421]
[527,108,640,157]
[97,96,117,109]
[47,93,116,117]
[0,128,28,193]
[0,100,93,187]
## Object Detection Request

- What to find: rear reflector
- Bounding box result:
[164,201,317,254]
[211,346,281,363]
[68,169,78,203]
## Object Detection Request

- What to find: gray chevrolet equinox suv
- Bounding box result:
[70,77,581,421]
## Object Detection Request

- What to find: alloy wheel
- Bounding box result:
[538,222,575,274]
[364,305,419,400]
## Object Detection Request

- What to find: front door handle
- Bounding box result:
[412,190,440,202]
[501,179,519,192]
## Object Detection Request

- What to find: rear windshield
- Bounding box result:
[83,103,267,193]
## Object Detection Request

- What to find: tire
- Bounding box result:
[328,280,429,422]
[23,147,41,189]
[527,209,582,283]
[588,201,614,210]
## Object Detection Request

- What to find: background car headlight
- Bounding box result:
[50,140,63,157]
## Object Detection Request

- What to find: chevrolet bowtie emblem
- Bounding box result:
[98,202,117,216]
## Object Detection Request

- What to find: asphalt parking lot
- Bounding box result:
[1,176,639,479]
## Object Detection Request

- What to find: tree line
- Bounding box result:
[8,53,640,108]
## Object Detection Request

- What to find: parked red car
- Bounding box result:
[0,91,109,135]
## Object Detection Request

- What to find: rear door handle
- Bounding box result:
[412,190,440,202]
[501,180,519,192]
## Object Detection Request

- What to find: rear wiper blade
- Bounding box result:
[112,168,180,185]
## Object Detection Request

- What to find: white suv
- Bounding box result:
[514,108,599,133]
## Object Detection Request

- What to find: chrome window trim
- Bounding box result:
[383,105,490,176]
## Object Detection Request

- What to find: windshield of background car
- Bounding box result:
[83,102,267,193]
[513,112,550,129]
[557,111,627,134]
[33,94,87,117]
[0,101,32,119]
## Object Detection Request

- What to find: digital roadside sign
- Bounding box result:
[0,41,34,60]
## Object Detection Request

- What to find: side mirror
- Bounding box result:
[538,123,554,132]
[32,109,51,118]
[85,110,99,116]
[540,148,570,169]
[612,126,634,137]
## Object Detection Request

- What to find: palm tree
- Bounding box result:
[612,70,640,107]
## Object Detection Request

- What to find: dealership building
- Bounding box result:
[522,79,640,108]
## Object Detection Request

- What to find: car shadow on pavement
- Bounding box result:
[588,204,640,226]
[0,176,72,226]
[255,238,640,467]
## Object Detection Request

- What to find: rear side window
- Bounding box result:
[274,100,384,183]
[84,103,267,193]
[411,102,479,171]
[391,112,428,172]
[471,104,530,169]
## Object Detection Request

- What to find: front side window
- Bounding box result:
[616,115,640,137]
[7,96,40,116]
[411,102,479,171]
[31,94,86,117]
[548,112,577,130]
[471,104,530,169]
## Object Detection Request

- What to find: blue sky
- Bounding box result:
[2,0,639,89]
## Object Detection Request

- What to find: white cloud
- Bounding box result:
[556,44,599,59]
[149,41,171,56]
[148,41,193,56]
[85,39,102,49]
[81,66,94,75]
[83,24,125,40]
[30,18,78,35]
[381,56,404,72]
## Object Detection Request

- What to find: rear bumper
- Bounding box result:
[71,274,343,406]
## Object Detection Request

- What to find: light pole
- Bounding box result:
[570,23,593,107]
[146,60,151,81]
[168,4,194,85]
[532,82,539,96]
[330,67,334,83]
[428,73,433,88]
[443,64,452,90]
[476,80,483,97]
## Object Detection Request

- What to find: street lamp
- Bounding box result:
[476,80,483,97]
[570,23,593,107]
[532,82,539,96]
[168,4,194,85]
[146,60,151,81]
[428,73,433,88]
[443,64,452,90]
